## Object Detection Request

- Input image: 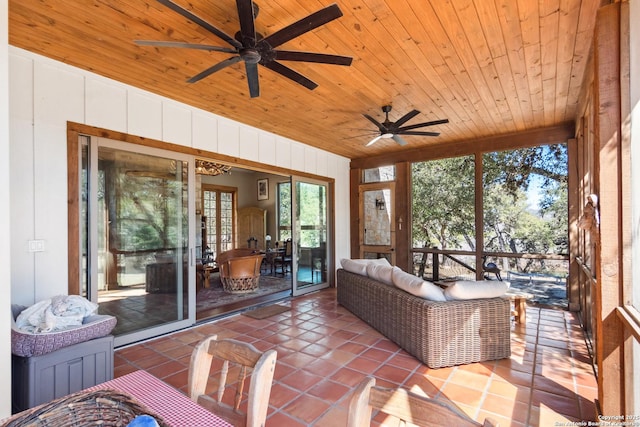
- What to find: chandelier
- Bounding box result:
[195,160,232,176]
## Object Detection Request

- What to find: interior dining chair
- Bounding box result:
[273,238,292,276]
[347,377,499,427]
[188,335,277,427]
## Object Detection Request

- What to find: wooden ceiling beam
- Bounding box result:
[350,122,575,169]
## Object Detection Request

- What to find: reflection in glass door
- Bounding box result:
[292,178,330,296]
[360,183,396,264]
[82,137,195,346]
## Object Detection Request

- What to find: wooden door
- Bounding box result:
[237,207,266,249]
[359,182,396,264]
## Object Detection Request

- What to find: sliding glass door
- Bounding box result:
[292,177,330,296]
[82,137,196,346]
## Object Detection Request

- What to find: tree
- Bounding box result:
[412,143,568,273]
[412,156,475,249]
[483,144,568,261]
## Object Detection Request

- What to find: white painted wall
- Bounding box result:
[1,0,13,419]
[8,46,351,306]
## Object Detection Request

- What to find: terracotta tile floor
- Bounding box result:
[114,288,597,427]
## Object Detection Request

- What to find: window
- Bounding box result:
[202,185,236,260]
[483,145,568,275]
[411,156,475,278]
[363,165,395,183]
[277,181,292,241]
[411,156,475,250]
[410,144,568,282]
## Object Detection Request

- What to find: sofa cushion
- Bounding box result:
[444,280,510,300]
[366,263,394,285]
[391,267,446,301]
[340,258,390,276]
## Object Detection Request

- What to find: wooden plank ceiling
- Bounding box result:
[8,0,600,160]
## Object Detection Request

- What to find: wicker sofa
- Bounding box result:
[336,268,511,368]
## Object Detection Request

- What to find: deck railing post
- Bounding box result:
[432,247,439,280]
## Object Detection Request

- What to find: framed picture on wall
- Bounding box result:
[257,178,269,200]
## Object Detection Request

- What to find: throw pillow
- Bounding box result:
[391,267,446,301]
[444,280,510,300]
[340,258,390,276]
[366,263,394,285]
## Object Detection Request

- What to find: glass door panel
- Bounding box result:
[83,137,195,346]
[292,178,330,296]
[359,183,396,263]
[202,186,235,261]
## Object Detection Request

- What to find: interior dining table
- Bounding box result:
[88,370,231,427]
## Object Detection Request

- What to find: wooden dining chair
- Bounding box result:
[188,335,277,427]
[273,238,292,275]
[347,377,499,427]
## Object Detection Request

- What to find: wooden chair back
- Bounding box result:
[347,377,498,427]
[188,335,277,427]
[273,239,292,275]
[283,238,292,257]
[216,248,258,265]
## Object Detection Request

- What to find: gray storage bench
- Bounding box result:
[11,304,116,413]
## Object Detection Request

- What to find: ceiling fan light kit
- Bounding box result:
[136,0,353,98]
[363,105,449,147]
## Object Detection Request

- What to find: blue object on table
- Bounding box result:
[127,415,160,427]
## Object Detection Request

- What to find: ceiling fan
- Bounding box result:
[135,0,353,98]
[363,106,449,146]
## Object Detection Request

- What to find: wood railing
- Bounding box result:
[412,246,569,281]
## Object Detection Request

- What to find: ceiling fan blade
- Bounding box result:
[187,56,243,83]
[366,135,383,147]
[398,131,441,137]
[236,0,257,44]
[343,132,381,140]
[393,109,420,127]
[134,40,237,53]
[157,0,242,49]
[245,62,260,98]
[392,135,408,146]
[363,114,386,132]
[274,50,352,65]
[397,118,449,132]
[262,61,318,90]
[263,4,343,49]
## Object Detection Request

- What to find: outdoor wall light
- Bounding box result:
[375,198,385,210]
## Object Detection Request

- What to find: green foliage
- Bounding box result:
[412,156,475,249]
[109,171,187,252]
[278,182,292,228]
[412,144,568,272]
[296,182,326,247]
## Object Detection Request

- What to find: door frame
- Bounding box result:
[291,175,332,296]
[72,135,197,347]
